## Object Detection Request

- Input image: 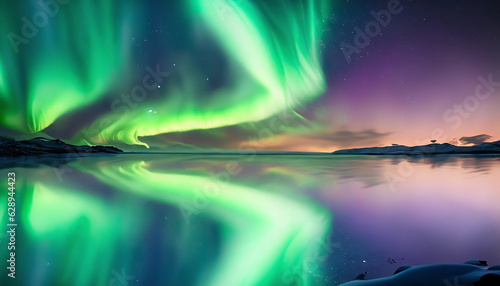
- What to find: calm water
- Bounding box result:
[1,154,500,286]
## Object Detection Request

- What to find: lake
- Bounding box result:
[1,154,499,286]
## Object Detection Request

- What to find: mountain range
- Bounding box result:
[0,136,123,157]
[332,141,500,155]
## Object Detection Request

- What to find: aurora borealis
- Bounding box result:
[1,0,331,149]
[1,1,141,134]
[1,0,500,151]
[2,1,500,151]
[3,154,500,285]
[2,1,500,285]
[0,154,334,285]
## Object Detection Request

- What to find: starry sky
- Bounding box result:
[1,0,499,152]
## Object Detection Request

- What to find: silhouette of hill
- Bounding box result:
[0,136,123,157]
[333,141,500,155]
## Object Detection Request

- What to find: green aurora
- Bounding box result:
[1,155,332,285]
[0,0,331,147]
[0,2,334,283]
[0,1,141,134]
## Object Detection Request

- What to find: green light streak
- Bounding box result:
[0,0,330,147]
[0,19,25,131]
[28,183,117,286]
[78,157,332,285]
[1,156,334,285]
[0,1,140,133]
[80,0,330,147]
[27,1,136,132]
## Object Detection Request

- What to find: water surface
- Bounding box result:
[1,154,499,286]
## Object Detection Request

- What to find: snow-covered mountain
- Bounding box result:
[332,141,500,155]
[0,136,123,156]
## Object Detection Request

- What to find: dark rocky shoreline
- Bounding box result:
[0,137,123,157]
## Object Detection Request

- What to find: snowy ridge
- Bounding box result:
[332,141,500,155]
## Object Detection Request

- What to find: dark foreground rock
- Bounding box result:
[0,136,123,157]
[339,260,500,286]
[333,141,500,155]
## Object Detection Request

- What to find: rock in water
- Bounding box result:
[339,262,500,286]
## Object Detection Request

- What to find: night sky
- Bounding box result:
[1,0,499,152]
